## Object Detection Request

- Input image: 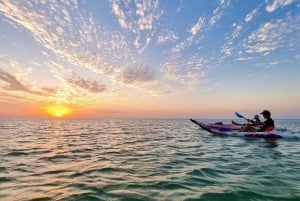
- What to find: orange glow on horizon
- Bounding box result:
[45,105,73,118]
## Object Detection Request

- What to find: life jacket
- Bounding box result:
[265,126,274,131]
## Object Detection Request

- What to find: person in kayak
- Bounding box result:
[240,110,274,132]
[247,114,261,126]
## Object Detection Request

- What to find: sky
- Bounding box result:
[0,0,299,119]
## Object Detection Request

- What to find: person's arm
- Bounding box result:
[250,120,263,126]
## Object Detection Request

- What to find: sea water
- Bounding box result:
[0,119,300,201]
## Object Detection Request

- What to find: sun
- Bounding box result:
[45,105,72,118]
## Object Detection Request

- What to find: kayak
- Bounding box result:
[190,119,299,139]
[231,120,287,131]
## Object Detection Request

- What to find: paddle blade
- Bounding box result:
[235,112,244,118]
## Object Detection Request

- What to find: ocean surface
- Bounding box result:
[0,119,300,201]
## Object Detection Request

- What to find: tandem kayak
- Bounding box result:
[190,119,299,139]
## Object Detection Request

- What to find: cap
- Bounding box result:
[260,110,271,115]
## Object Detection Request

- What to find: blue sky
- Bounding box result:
[0,0,299,118]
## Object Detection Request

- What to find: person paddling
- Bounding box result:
[247,114,261,126]
[240,110,274,132]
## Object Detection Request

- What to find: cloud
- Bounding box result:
[171,17,206,53]
[134,35,151,54]
[0,0,166,96]
[117,64,155,84]
[172,0,231,53]
[190,17,205,35]
[3,0,297,103]
[111,1,128,29]
[0,58,50,97]
[111,0,161,31]
[110,0,162,53]
[0,68,28,91]
[209,0,231,26]
[266,0,294,12]
[221,23,243,56]
[160,53,207,87]
[172,35,194,53]
[245,4,262,22]
[171,16,204,52]
[236,56,255,61]
[0,67,49,97]
[41,87,58,94]
[0,91,36,104]
[1,0,233,96]
[156,31,178,44]
[244,14,300,55]
[136,0,160,31]
[47,61,108,104]
[67,72,106,93]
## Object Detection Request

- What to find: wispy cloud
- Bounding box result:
[244,14,300,55]
[0,68,28,92]
[160,53,207,87]
[172,35,194,53]
[209,0,231,26]
[116,64,155,84]
[245,4,262,22]
[0,58,49,97]
[171,17,205,53]
[172,0,231,53]
[111,0,160,31]
[47,61,106,105]
[236,56,255,61]
[0,0,166,97]
[110,0,162,53]
[111,1,128,29]
[266,0,295,12]
[67,72,106,93]
[190,17,205,35]
[221,23,243,56]
[156,31,178,44]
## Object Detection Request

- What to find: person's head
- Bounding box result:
[254,114,259,120]
[260,110,271,118]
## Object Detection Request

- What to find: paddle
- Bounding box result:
[235,112,267,130]
[232,120,244,126]
[235,112,250,122]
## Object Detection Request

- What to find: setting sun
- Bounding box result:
[46,105,72,118]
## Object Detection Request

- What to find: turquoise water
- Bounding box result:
[0,119,300,201]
